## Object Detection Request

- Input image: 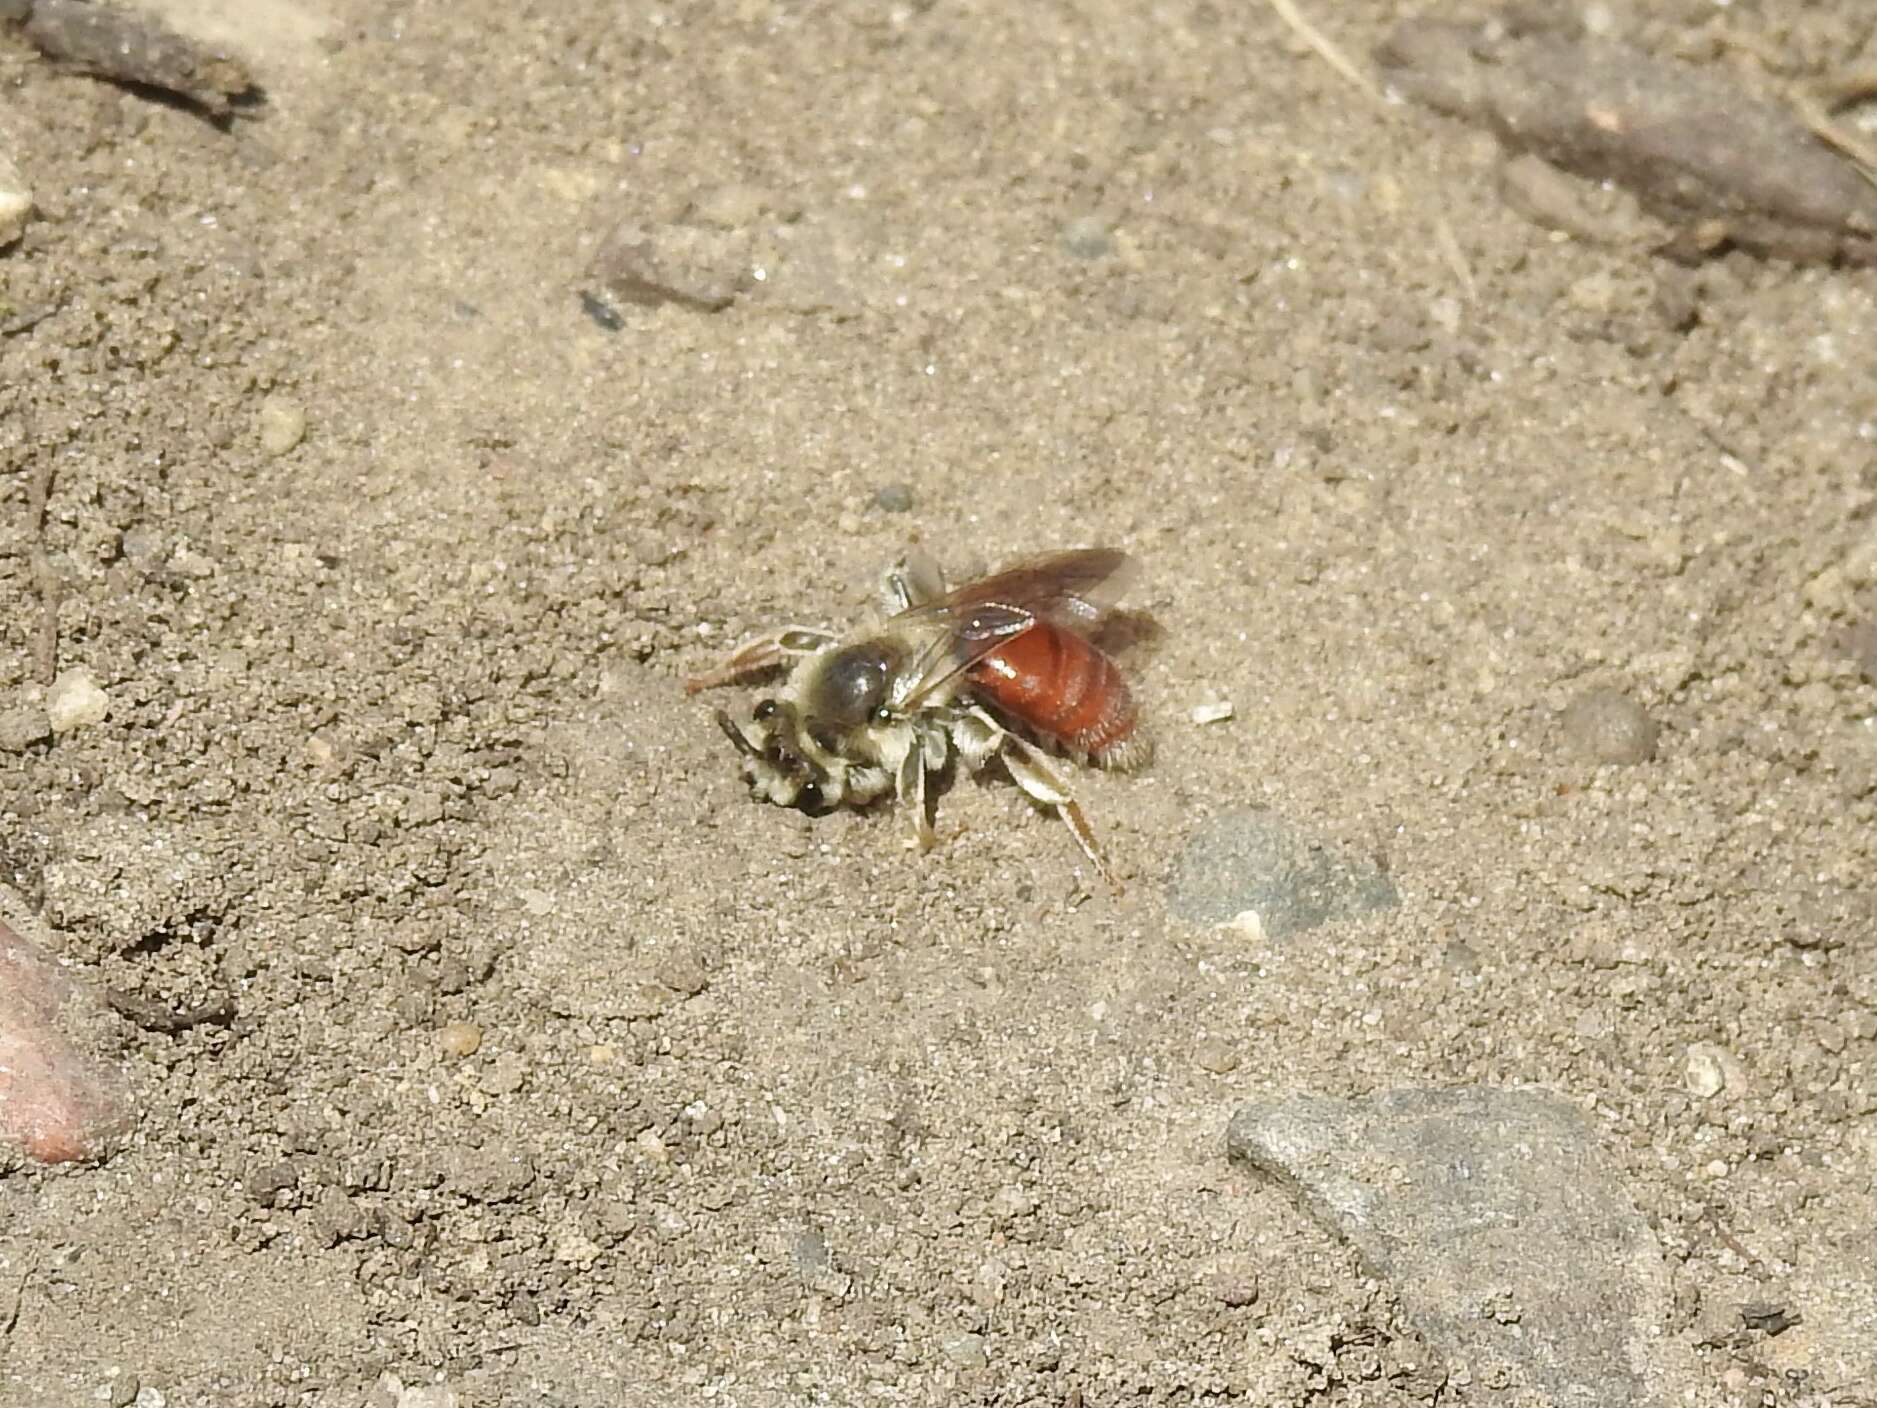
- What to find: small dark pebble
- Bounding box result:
[376,1208,416,1249]
[872,482,915,514]
[247,1159,300,1207]
[1559,688,1659,765]
[311,1185,368,1245]
[1208,1267,1261,1307]
[579,290,624,332]
[1739,1302,1801,1336]
[654,952,709,997]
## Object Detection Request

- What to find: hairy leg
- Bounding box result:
[997,732,1117,890]
[880,547,948,614]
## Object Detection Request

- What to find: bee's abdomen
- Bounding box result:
[968,625,1150,770]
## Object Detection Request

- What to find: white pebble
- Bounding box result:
[0,151,30,247]
[257,395,307,456]
[47,668,110,733]
[1684,1043,1727,1099]
[1190,695,1235,725]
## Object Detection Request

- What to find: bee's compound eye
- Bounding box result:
[753,700,778,721]
[797,780,825,812]
[873,706,893,724]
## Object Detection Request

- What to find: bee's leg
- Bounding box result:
[684,627,836,694]
[880,548,948,613]
[894,733,936,851]
[995,732,1119,891]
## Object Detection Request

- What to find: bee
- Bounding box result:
[685,547,1152,885]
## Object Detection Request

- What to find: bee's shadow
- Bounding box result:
[1093,609,1164,659]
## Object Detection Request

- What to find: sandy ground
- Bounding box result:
[2,1,1876,1404]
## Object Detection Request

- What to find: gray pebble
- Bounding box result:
[439,1146,537,1204]
[311,1185,368,1245]
[0,705,51,753]
[1833,620,1877,682]
[119,526,167,570]
[942,1332,989,1370]
[1228,1086,1693,1403]
[479,1051,528,1096]
[791,1224,832,1277]
[872,481,915,513]
[1168,808,1398,933]
[654,951,709,996]
[1206,1263,1261,1307]
[1193,1036,1241,1074]
[1061,214,1114,259]
[246,1159,299,1207]
[1560,688,1659,764]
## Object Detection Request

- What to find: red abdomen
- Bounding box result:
[967,624,1151,770]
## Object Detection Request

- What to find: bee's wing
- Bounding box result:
[901,548,1138,634]
[891,548,1135,637]
[891,548,1137,709]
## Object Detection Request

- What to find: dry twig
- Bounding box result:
[105,988,238,1034]
[25,456,58,685]
[1265,0,1384,105]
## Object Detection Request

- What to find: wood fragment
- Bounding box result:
[105,988,237,1034]
[25,457,58,686]
[1264,0,1383,106]
[11,0,256,117]
[1376,20,1877,265]
[2,1253,37,1337]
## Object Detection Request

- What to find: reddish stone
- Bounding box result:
[0,920,131,1164]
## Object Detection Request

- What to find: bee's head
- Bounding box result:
[715,702,841,815]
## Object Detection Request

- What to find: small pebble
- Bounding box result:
[987,1185,1037,1221]
[133,1388,166,1408]
[1061,214,1113,259]
[1684,1043,1727,1100]
[942,1332,990,1370]
[1207,1265,1261,1307]
[1194,1037,1241,1074]
[167,546,215,580]
[403,789,446,826]
[119,527,166,570]
[0,705,51,752]
[872,481,916,513]
[0,150,31,247]
[1190,696,1235,725]
[246,1159,299,1205]
[257,396,308,456]
[480,1051,527,1095]
[654,953,709,997]
[46,668,109,733]
[437,1021,483,1058]
[1559,688,1659,765]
